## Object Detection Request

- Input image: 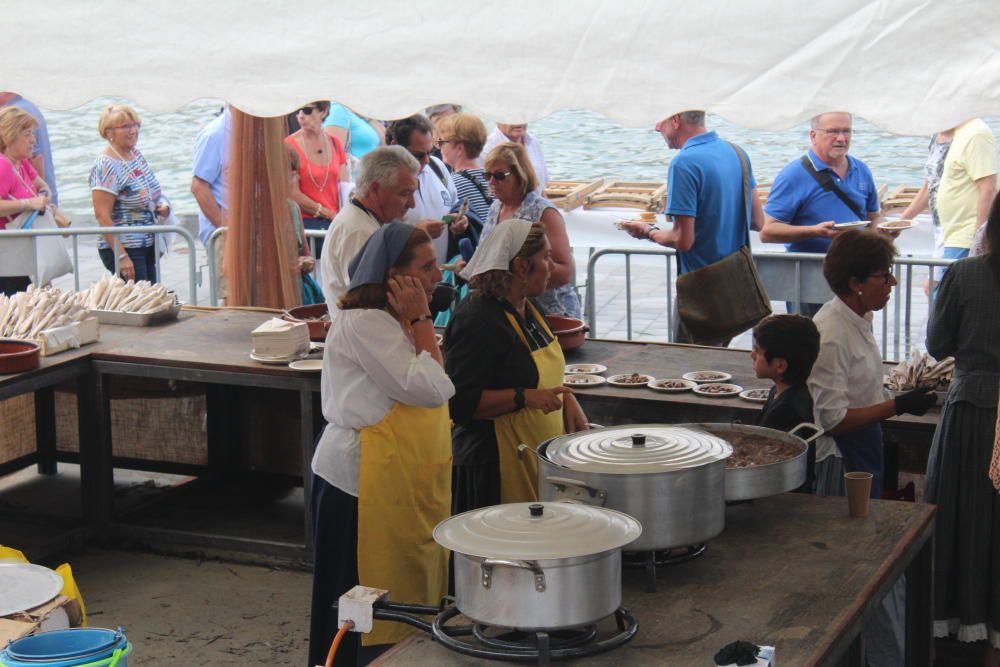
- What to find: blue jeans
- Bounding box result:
[933,246,969,297]
[99,245,158,283]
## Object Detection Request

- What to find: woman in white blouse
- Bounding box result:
[809,229,937,496]
[308,222,454,667]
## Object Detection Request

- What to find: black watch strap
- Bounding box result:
[514,387,526,410]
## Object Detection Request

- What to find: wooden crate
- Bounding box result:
[544,179,603,211]
[584,181,667,212]
[881,185,920,212]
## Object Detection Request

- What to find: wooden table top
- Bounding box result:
[376,493,935,666]
[564,338,939,430]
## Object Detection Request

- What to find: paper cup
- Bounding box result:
[844,472,873,518]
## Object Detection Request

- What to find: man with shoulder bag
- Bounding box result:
[619,110,768,346]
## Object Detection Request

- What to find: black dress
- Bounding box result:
[444,291,553,514]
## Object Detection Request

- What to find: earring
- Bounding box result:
[858,291,863,296]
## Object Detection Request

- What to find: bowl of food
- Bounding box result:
[284,304,331,341]
[546,315,589,351]
[0,339,41,374]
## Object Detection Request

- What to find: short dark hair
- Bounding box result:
[822,230,897,296]
[386,114,434,148]
[753,314,820,385]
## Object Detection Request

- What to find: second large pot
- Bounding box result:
[533,424,732,551]
[434,502,641,630]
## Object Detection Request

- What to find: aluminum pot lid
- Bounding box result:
[542,424,732,473]
[433,502,642,560]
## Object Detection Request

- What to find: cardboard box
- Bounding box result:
[0,595,83,645]
[38,317,100,356]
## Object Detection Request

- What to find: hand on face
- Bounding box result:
[387,275,432,322]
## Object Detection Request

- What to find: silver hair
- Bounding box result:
[355,146,420,199]
[425,103,461,120]
[811,112,852,129]
[678,110,706,126]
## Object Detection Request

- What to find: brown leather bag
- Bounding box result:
[675,142,771,344]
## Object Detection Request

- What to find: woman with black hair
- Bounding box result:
[924,194,1000,662]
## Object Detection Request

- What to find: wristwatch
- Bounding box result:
[513,387,526,410]
[410,314,430,326]
[647,224,661,240]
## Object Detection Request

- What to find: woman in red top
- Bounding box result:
[285,101,348,259]
[0,106,51,295]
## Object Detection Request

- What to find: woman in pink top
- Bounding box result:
[0,106,51,295]
[285,101,348,260]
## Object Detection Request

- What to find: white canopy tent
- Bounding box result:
[8,0,1000,134]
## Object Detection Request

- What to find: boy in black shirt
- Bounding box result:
[750,314,821,492]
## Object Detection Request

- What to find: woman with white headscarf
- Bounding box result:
[308,222,453,667]
[444,219,588,514]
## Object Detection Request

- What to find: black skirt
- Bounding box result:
[451,461,501,515]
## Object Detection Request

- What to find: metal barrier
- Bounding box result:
[0,224,199,305]
[206,227,326,306]
[584,247,956,361]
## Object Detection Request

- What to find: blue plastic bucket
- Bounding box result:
[1,628,131,667]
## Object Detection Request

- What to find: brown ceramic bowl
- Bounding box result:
[0,339,41,374]
[283,304,330,341]
[546,315,589,351]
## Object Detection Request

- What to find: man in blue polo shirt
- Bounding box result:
[761,112,883,315]
[620,110,763,344]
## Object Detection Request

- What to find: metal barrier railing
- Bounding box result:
[585,247,956,361]
[206,227,325,306]
[0,224,199,305]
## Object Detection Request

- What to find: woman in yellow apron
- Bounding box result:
[444,219,589,514]
[308,223,454,667]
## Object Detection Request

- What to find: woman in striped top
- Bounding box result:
[90,104,169,283]
[436,113,492,226]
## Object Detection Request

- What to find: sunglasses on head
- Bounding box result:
[298,106,318,115]
[484,170,513,182]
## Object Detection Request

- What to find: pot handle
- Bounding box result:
[547,476,608,506]
[481,559,546,592]
[516,443,570,469]
[789,422,824,444]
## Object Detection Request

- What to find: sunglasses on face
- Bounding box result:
[484,170,513,182]
[298,106,318,115]
[408,150,431,161]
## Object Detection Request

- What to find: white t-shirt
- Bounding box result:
[808,297,891,462]
[312,308,455,496]
[482,127,550,192]
[402,156,458,264]
[321,201,381,312]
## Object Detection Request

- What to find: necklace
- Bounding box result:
[106,143,135,163]
[300,132,332,193]
[2,154,36,196]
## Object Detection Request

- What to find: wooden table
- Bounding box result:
[88,309,321,559]
[376,494,935,666]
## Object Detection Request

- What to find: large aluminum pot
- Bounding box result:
[530,424,732,552]
[683,422,822,501]
[434,502,641,630]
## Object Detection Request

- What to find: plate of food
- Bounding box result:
[682,370,733,384]
[692,383,743,398]
[832,220,870,229]
[739,388,771,403]
[878,218,917,231]
[564,373,606,388]
[647,378,697,392]
[607,372,655,387]
[565,363,607,374]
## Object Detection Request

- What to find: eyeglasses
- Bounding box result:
[298,106,318,115]
[484,170,513,182]
[814,127,853,137]
[112,123,141,132]
[408,149,431,161]
[868,269,894,284]
[435,139,452,148]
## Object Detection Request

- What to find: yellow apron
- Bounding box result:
[494,302,567,503]
[356,401,452,647]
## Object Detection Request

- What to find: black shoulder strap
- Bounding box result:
[726,141,752,248]
[459,170,493,203]
[799,155,865,220]
[428,157,448,188]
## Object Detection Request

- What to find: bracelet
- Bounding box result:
[118,252,129,261]
[410,314,430,326]
[513,387,526,410]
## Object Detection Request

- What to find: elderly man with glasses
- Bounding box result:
[760,111,885,316]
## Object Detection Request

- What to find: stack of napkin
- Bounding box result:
[251,318,310,359]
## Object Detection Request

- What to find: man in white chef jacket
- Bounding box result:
[389,114,468,264]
